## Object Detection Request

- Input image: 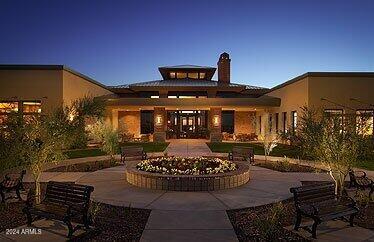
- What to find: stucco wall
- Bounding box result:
[234,111,255,134]
[0,69,63,112]
[62,70,112,106]
[308,76,374,114]
[118,111,140,136]
[258,77,309,134]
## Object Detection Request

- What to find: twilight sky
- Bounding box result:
[1,0,373,88]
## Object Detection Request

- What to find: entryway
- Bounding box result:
[167,110,208,139]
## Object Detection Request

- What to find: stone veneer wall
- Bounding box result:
[118,111,140,136]
[234,111,256,134]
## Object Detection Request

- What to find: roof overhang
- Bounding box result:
[104,95,280,110]
[158,66,216,80]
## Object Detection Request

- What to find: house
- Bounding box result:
[0,53,373,142]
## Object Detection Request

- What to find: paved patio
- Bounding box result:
[3,139,374,241]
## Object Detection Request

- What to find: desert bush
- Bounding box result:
[253,202,285,241]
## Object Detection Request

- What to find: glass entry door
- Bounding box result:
[167,110,208,139]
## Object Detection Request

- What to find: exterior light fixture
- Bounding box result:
[213,115,220,127]
[156,115,163,126]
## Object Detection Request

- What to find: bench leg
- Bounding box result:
[0,189,5,203]
[63,217,74,238]
[294,212,302,231]
[83,214,91,230]
[312,220,319,239]
[23,207,33,226]
[16,188,22,201]
[349,214,355,226]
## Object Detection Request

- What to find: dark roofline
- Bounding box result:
[269,72,374,92]
[0,64,112,92]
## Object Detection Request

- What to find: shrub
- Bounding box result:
[253,202,285,241]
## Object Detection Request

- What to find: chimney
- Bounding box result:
[217,52,231,84]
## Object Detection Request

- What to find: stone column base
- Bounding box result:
[153,132,166,142]
[210,132,222,142]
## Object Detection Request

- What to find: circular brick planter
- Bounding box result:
[125,162,250,191]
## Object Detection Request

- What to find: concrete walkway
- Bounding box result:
[165,139,213,157]
[4,139,374,241]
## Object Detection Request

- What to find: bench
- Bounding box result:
[0,170,26,203]
[23,181,94,238]
[120,146,147,162]
[349,170,373,199]
[228,146,254,163]
[290,183,359,238]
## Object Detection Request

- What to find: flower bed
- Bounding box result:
[136,156,237,175]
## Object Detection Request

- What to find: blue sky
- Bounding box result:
[0,0,373,88]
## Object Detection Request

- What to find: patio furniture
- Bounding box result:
[23,181,94,238]
[349,170,373,199]
[120,146,147,162]
[228,146,255,163]
[0,170,26,203]
[290,183,359,239]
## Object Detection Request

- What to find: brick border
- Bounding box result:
[125,162,250,191]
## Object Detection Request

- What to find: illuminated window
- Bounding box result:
[23,101,41,113]
[356,110,373,135]
[150,96,159,98]
[169,72,176,79]
[187,73,198,79]
[168,96,177,98]
[199,72,206,79]
[176,72,187,79]
[0,102,18,113]
[179,96,196,99]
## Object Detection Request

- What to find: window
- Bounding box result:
[168,95,177,98]
[282,112,287,132]
[275,113,279,133]
[356,110,374,135]
[291,111,297,132]
[269,114,272,133]
[0,102,18,113]
[23,101,41,114]
[221,110,234,133]
[187,72,198,79]
[199,72,206,79]
[169,72,176,79]
[140,110,154,134]
[324,109,343,128]
[150,96,159,98]
[176,72,187,79]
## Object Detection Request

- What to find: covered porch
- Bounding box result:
[104,96,280,142]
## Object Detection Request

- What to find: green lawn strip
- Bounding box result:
[355,159,374,171]
[63,148,106,159]
[63,142,170,159]
[120,142,170,153]
[206,142,303,159]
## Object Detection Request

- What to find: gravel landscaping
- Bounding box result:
[255,161,325,173]
[0,182,151,241]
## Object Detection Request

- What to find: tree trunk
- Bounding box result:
[35,179,41,204]
[329,170,346,198]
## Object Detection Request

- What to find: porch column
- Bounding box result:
[153,107,166,142]
[209,107,222,142]
[112,109,119,130]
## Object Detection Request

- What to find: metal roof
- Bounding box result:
[159,64,215,69]
[110,79,267,90]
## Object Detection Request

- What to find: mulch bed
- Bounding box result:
[0,182,151,241]
[227,180,374,242]
[255,161,324,173]
[46,159,122,172]
[227,199,308,242]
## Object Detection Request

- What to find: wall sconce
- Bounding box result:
[155,115,163,126]
[213,115,220,127]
